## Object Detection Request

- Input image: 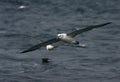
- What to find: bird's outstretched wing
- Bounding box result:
[21,22,112,53]
[21,38,60,53]
[67,22,112,37]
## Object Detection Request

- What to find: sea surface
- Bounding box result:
[0,0,120,82]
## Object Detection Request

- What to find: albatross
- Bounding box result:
[21,22,112,53]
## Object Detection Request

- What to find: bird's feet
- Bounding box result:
[76,43,87,48]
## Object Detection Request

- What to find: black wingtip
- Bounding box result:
[20,51,27,53]
[21,49,38,53]
[92,22,112,29]
[104,22,112,25]
[100,22,112,26]
[20,50,29,53]
[20,48,35,53]
[99,22,112,26]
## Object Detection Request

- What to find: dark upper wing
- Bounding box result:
[67,22,112,37]
[21,38,60,53]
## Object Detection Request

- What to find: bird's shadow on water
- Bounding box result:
[18,58,63,77]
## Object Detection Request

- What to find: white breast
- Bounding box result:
[57,33,75,43]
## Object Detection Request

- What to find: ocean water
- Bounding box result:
[0,0,120,82]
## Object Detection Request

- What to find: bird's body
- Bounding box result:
[21,22,112,53]
[57,33,77,44]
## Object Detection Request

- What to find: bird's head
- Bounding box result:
[57,33,67,39]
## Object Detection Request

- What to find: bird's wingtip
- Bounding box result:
[20,49,32,53]
[105,22,112,25]
[108,22,112,24]
[99,22,112,27]
[20,51,27,53]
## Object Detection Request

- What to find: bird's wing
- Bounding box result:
[67,22,112,37]
[21,38,60,53]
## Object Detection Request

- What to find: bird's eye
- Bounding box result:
[60,35,63,38]
[58,35,61,38]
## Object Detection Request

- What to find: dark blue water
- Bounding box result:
[0,0,120,82]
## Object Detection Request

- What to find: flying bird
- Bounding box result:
[21,22,112,53]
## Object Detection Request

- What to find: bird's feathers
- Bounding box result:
[21,38,60,53]
[21,22,112,53]
[67,22,112,37]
